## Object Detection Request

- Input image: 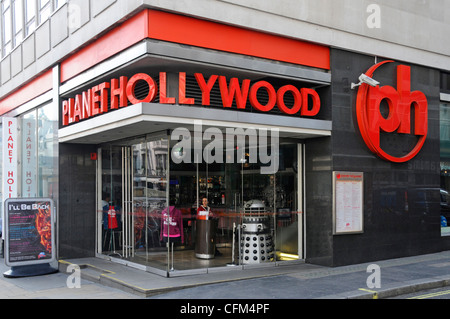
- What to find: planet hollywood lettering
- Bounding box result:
[2,118,18,201]
[22,118,37,197]
[61,72,321,126]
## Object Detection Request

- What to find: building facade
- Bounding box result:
[1,0,449,276]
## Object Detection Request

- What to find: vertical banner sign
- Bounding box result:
[2,118,18,202]
[22,117,37,197]
[4,198,56,267]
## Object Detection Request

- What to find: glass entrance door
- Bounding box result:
[98,130,303,274]
[98,133,170,273]
[130,137,169,266]
[239,142,301,263]
[99,145,123,258]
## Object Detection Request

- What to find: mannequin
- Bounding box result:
[197,197,213,220]
[160,205,184,244]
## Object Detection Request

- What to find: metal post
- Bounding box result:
[171,242,174,271]
[130,147,134,258]
[122,147,126,258]
[237,224,241,266]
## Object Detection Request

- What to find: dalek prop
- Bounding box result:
[238,200,274,264]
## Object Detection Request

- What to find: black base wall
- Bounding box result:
[304,137,333,267]
[58,143,97,259]
[330,49,442,266]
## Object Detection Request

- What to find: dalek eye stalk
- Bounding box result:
[240,200,274,264]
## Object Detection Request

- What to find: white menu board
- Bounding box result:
[333,172,363,234]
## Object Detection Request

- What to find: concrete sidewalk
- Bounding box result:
[1,251,450,299]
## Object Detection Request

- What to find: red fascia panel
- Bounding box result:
[60,10,149,83]
[0,69,53,116]
[1,10,329,116]
[61,9,330,84]
[147,10,330,70]
[0,11,149,114]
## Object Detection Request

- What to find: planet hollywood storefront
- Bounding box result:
[1,9,448,277]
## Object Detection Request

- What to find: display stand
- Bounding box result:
[3,198,57,279]
[105,229,122,257]
[104,205,122,257]
[195,219,216,259]
[3,263,58,278]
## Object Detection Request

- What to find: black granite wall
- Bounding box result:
[333,49,442,265]
[305,137,333,266]
[55,49,448,267]
[305,49,444,267]
[58,143,97,259]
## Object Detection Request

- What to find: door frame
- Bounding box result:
[95,133,171,269]
[95,134,306,273]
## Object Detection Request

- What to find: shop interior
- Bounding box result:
[98,131,302,273]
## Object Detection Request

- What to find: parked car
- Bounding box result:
[0,217,3,257]
[441,189,450,223]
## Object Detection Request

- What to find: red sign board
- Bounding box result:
[61,72,321,126]
[355,61,428,163]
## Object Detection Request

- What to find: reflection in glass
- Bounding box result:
[21,111,37,198]
[100,136,170,272]
[17,103,58,200]
[38,103,58,198]
[0,123,2,218]
[441,103,450,236]
[99,132,301,273]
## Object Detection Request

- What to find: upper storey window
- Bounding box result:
[0,0,66,58]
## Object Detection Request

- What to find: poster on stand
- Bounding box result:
[4,198,55,267]
[333,172,364,234]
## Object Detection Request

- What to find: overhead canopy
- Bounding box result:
[58,102,332,144]
[58,39,332,145]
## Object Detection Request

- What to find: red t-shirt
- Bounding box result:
[197,206,213,220]
[107,206,118,229]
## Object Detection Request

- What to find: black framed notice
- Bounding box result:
[332,172,364,234]
[4,198,56,267]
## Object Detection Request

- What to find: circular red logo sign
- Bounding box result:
[355,61,428,163]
